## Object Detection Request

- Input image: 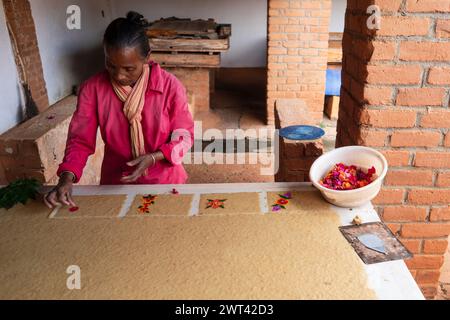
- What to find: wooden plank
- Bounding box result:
[329,32,343,41]
[150,52,221,68]
[324,95,340,120]
[149,38,229,52]
[148,18,217,36]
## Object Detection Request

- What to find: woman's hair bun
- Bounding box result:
[126,11,146,26]
[104,11,151,58]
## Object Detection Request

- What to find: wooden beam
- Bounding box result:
[150,52,221,68]
[149,38,229,52]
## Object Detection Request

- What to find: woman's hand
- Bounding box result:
[44,172,76,209]
[120,152,164,183]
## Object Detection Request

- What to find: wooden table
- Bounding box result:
[47,182,424,300]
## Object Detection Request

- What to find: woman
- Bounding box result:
[44,12,194,209]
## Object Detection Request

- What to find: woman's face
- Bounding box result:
[104,45,149,86]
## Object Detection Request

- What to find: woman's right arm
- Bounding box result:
[44,81,99,208]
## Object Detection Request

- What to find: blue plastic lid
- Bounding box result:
[279,125,325,141]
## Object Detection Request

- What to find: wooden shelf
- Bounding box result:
[150,52,220,68]
[149,38,229,53]
[328,32,343,64]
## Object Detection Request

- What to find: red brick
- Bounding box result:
[304,141,323,156]
[415,152,450,168]
[381,150,410,167]
[0,139,19,156]
[383,206,428,222]
[429,207,450,222]
[386,223,401,236]
[372,41,397,61]
[357,129,388,147]
[428,67,450,85]
[372,188,405,205]
[408,189,450,205]
[445,134,450,147]
[391,130,441,147]
[285,9,306,17]
[436,172,450,187]
[405,254,444,269]
[400,239,422,254]
[361,86,393,105]
[416,270,441,284]
[283,158,316,171]
[385,169,434,186]
[418,284,438,299]
[423,239,449,254]
[269,17,289,25]
[359,109,416,128]
[3,0,49,112]
[269,0,289,9]
[282,139,305,158]
[377,16,430,36]
[366,65,422,85]
[283,170,308,183]
[300,1,322,9]
[373,0,403,12]
[402,223,450,238]
[396,88,445,107]
[400,42,450,61]
[420,110,450,128]
[405,0,450,13]
[436,19,450,38]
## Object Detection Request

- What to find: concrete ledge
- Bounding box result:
[0,95,104,185]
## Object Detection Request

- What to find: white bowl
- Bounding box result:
[309,146,388,208]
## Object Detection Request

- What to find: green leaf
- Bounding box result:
[0,178,42,210]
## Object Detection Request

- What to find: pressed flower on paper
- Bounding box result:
[206,199,227,209]
[271,192,293,212]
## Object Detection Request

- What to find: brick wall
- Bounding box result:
[267,0,331,125]
[336,0,450,299]
[2,0,49,112]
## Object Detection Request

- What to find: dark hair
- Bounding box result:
[103,11,150,58]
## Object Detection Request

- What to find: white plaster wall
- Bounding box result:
[30,0,114,104]
[112,0,268,68]
[330,0,346,32]
[0,5,23,134]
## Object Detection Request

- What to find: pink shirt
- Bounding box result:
[57,62,194,185]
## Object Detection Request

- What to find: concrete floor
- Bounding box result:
[185,89,275,184]
[186,90,339,184]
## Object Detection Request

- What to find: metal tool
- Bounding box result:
[357,233,387,255]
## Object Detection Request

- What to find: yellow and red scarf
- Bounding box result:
[111,64,150,160]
